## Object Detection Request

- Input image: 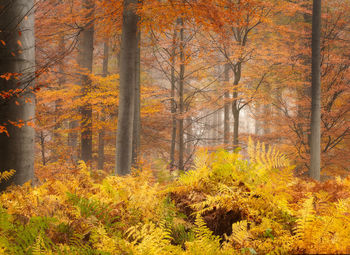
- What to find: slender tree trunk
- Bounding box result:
[255,102,262,136]
[132,30,141,167]
[263,84,271,143]
[115,0,138,175]
[185,117,192,156]
[98,41,109,170]
[309,0,321,181]
[217,107,222,144]
[40,131,46,166]
[68,120,78,158]
[79,0,94,164]
[232,106,239,148]
[232,62,241,149]
[0,0,35,190]
[178,18,185,171]
[211,109,218,146]
[170,23,177,171]
[224,64,230,146]
[53,34,65,161]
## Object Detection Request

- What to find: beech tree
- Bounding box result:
[0,0,35,190]
[309,0,321,180]
[115,0,139,175]
[79,0,95,164]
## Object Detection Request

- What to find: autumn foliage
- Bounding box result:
[0,0,349,253]
[1,144,350,254]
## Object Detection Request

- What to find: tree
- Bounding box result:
[309,0,321,180]
[115,0,139,175]
[0,0,35,190]
[132,30,141,167]
[79,0,95,164]
[98,40,109,170]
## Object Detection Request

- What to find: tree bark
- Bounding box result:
[217,107,222,144]
[132,31,141,167]
[309,0,321,181]
[0,0,35,190]
[185,117,192,156]
[98,41,109,170]
[40,131,46,166]
[223,64,230,146]
[115,0,138,175]
[53,34,65,161]
[211,109,218,146]
[232,62,241,149]
[170,23,177,171]
[79,0,94,164]
[178,18,185,171]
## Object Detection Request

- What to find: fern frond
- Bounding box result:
[229,220,250,245]
[293,196,315,240]
[0,169,15,183]
[248,137,289,170]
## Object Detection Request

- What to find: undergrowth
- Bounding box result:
[0,141,350,254]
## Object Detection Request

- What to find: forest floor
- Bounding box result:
[1,149,350,254]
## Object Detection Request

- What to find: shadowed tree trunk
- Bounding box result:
[79,0,94,164]
[115,0,138,175]
[185,117,192,157]
[68,119,78,159]
[178,18,185,171]
[232,62,242,149]
[132,31,141,167]
[309,0,321,180]
[0,0,35,190]
[98,40,109,170]
[53,34,65,161]
[170,22,177,171]
[224,63,230,146]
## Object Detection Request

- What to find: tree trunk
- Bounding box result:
[115,0,138,175]
[224,64,230,146]
[185,117,192,156]
[40,131,46,166]
[232,106,239,149]
[132,30,141,167]
[0,0,35,190]
[211,109,218,146]
[178,18,185,171]
[309,0,321,181]
[98,41,109,170]
[68,120,78,159]
[232,62,241,149]
[254,103,260,135]
[170,23,177,171]
[53,34,65,161]
[79,0,94,164]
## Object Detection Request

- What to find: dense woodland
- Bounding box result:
[0,0,349,254]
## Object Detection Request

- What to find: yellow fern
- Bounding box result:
[248,137,289,170]
[0,170,15,183]
[228,220,250,246]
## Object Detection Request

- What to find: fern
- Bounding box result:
[184,215,222,255]
[248,137,289,171]
[0,169,15,183]
[126,220,181,254]
[66,193,120,231]
[228,220,250,245]
[293,195,316,251]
